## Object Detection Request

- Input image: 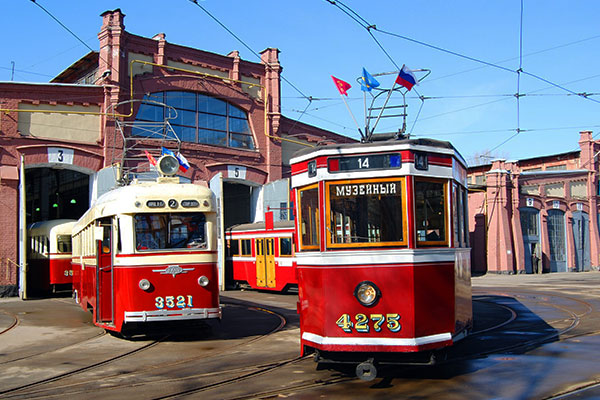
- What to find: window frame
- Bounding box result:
[415,178,449,247]
[278,237,294,257]
[297,184,321,251]
[134,91,256,150]
[324,177,408,249]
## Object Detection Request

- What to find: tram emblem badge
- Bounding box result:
[153,265,195,277]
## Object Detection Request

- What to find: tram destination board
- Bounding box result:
[328,153,401,172]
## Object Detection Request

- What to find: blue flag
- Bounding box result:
[360,68,380,92]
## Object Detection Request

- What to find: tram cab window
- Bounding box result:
[298,185,320,249]
[240,239,252,256]
[135,213,206,251]
[326,178,406,247]
[415,179,447,245]
[57,235,72,253]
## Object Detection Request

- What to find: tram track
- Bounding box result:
[0,302,288,399]
[0,309,19,336]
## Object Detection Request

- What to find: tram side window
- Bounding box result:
[462,188,469,247]
[327,179,405,246]
[279,237,293,256]
[228,239,240,256]
[415,179,447,244]
[298,186,320,249]
[240,239,252,255]
[135,213,206,251]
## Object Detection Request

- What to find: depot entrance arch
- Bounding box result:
[25,167,90,224]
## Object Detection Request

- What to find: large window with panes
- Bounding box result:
[134,91,255,150]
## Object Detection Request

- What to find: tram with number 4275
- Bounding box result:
[290,136,472,380]
[71,154,220,334]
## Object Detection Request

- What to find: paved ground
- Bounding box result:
[0,272,599,399]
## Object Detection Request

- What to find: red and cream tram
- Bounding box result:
[27,219,76,294]
[225,219,296,292]
[290,137,472,379]
[71,155,220,334]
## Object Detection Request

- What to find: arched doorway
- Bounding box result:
[572,211,590,272]
[547,209,567,272]
[26,167,90,225]
[520,207,541,274]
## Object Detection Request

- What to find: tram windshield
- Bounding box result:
[57,235,72,253]
[326,178,406,247]
[134,213,206,251]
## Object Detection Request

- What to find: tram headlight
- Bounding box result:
[198,275,210,287]
[139,279,152,291]
[354,281,381,307]
[157,154,180,176]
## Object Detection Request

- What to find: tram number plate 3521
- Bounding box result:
[155,295,193,309]
[336,313,401,333]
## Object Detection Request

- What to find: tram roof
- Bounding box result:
[73,181,213,234]
[290,137,467,167]
[28,219,77,235]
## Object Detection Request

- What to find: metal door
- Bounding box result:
[547,209,567,272]
[255,238,275,288]
[97,219,113,323]
[572,211,590,272]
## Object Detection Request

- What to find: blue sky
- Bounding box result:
[3,1,600,165]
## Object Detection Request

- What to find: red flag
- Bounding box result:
[331,75,351,96]
[144,150,157,166]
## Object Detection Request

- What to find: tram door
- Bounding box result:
[255,238,276,288]
[97,218,113,323]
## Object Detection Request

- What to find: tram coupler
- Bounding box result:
[355,358,378,381]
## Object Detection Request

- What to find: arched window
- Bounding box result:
[134,91,255,150]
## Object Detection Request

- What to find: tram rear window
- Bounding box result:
[134,213,206,251]
[327,178,406,247]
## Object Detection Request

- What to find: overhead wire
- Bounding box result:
[187,0,311,102]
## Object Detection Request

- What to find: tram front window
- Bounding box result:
[327,178,405,247]
[135,213,206,251]
[298,185,320,249]
[415,180,447,244]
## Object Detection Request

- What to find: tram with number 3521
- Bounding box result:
[71,154,220,334]
[290,136,472,380]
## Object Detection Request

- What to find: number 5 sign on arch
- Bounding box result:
[227,165,246,179]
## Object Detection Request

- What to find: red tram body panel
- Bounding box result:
[290,138,472,368]
[225,221,296,292]
[71,178,220,333]
[27,219,76,294]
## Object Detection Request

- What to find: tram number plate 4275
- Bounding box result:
[336,313,401,333]
[155,295,193,309]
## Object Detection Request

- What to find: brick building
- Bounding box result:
[468,131,600,274]
[0,9,353,296]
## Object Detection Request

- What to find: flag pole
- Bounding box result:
[339,93,365,141]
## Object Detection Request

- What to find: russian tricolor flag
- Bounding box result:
[395,65,418,91]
